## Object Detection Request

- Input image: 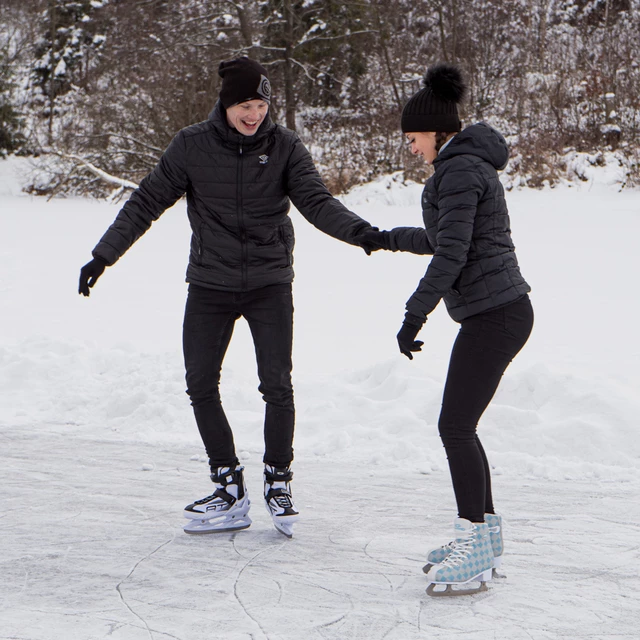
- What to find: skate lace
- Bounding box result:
[193,483,232,505]
[272,493,292,508]
[440,532,475,567]
[193,492,219,505]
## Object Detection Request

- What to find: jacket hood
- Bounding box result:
[435,122,509,170]
[208,100,275,147]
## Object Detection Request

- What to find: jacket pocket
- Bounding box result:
[193,223,204,266]
[278,225,293,267]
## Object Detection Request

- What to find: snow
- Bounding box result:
[53,57,67,78]
[1,155,640,638]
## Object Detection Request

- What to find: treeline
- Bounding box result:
[1,0,639,196]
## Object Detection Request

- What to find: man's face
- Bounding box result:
[226,99,269,136]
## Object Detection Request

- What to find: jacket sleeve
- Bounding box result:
[405,160,485,322]
[92,131,189,265]
[285,134,371,244]
[386,227,434,255]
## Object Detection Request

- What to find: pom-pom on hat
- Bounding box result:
[218,57,271,109]
[401,63,467,133]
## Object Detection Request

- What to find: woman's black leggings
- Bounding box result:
[438,295,534,523]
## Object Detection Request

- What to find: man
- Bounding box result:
[78,57,374,538]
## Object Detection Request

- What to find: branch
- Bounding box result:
[44,149,139,190]
[294,29,376,49]
[243,43,287,53]
[93,132,163,155]
[288,57,324,83]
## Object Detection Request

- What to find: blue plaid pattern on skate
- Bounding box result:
[426,542,454,564]
[431,523,493,583]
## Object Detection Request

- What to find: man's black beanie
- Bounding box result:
[218,57,271,109]
[401,63,466,133]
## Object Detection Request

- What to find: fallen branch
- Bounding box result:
[43,149,139,191]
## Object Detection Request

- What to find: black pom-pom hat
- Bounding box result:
[401,63,467,133]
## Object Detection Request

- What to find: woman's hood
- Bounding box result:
[435,122,509,170]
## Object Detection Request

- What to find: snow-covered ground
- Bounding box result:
[1,156,639,639]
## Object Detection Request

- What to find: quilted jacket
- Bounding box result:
[387,123,531,323]
[92,102,371,291]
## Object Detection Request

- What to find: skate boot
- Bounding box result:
[422,540,457,574]
[264,464,299,538]
[183,465,251,534]
[485,512,504,575]
[425,518,494,597]
[423,512,504,574]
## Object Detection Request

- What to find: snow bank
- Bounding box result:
[1,335,638,482]
[1,158,639,484]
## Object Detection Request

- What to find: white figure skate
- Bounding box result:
[425,518,494,597]
[423,512,504,577]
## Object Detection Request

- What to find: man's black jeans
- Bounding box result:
[183,283,294,469]
[438,295,534,523]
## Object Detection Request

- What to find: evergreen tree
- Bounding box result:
[32,0,108,143]
[0,47,24,156]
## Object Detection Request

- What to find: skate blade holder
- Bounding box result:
[426,569,492,597]
[425,564,505,580]
[183,513,252,534]
[491,555,506,579]
[273,519,295,538]
[183,499,252,535]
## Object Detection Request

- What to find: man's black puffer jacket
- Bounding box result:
[92,102,371,291]
[387,122,530,323]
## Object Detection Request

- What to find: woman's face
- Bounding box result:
[405,131,438,164]
[226,99,269,136]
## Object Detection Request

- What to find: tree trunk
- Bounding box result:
[48,0,56,146]
[374,1,402,109]
[283,0,296,130]
[235,2,254,50]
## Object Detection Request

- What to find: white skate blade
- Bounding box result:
[492,555,505,578]
[273,519,295,538]
[183,514,252,535]
[426,569,492,597]
[264,498,299,538]
[425,554,502,577]
[268,509,300,538]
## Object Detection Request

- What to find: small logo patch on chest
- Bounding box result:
[259,155,269,165]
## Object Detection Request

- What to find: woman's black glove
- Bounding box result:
[78,257,108,297]
[357,228,390,255]
[396,315,425,360]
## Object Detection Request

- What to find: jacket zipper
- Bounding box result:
[236,140,247,290]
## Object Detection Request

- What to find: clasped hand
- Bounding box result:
[357,228,390,255]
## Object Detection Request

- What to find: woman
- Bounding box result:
[361,64,533,595]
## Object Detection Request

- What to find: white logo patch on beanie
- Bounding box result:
[258,75,272,101]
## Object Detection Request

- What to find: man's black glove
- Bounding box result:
[357,228,390,255]
[396,315,425,360]
[79,257,108,297]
